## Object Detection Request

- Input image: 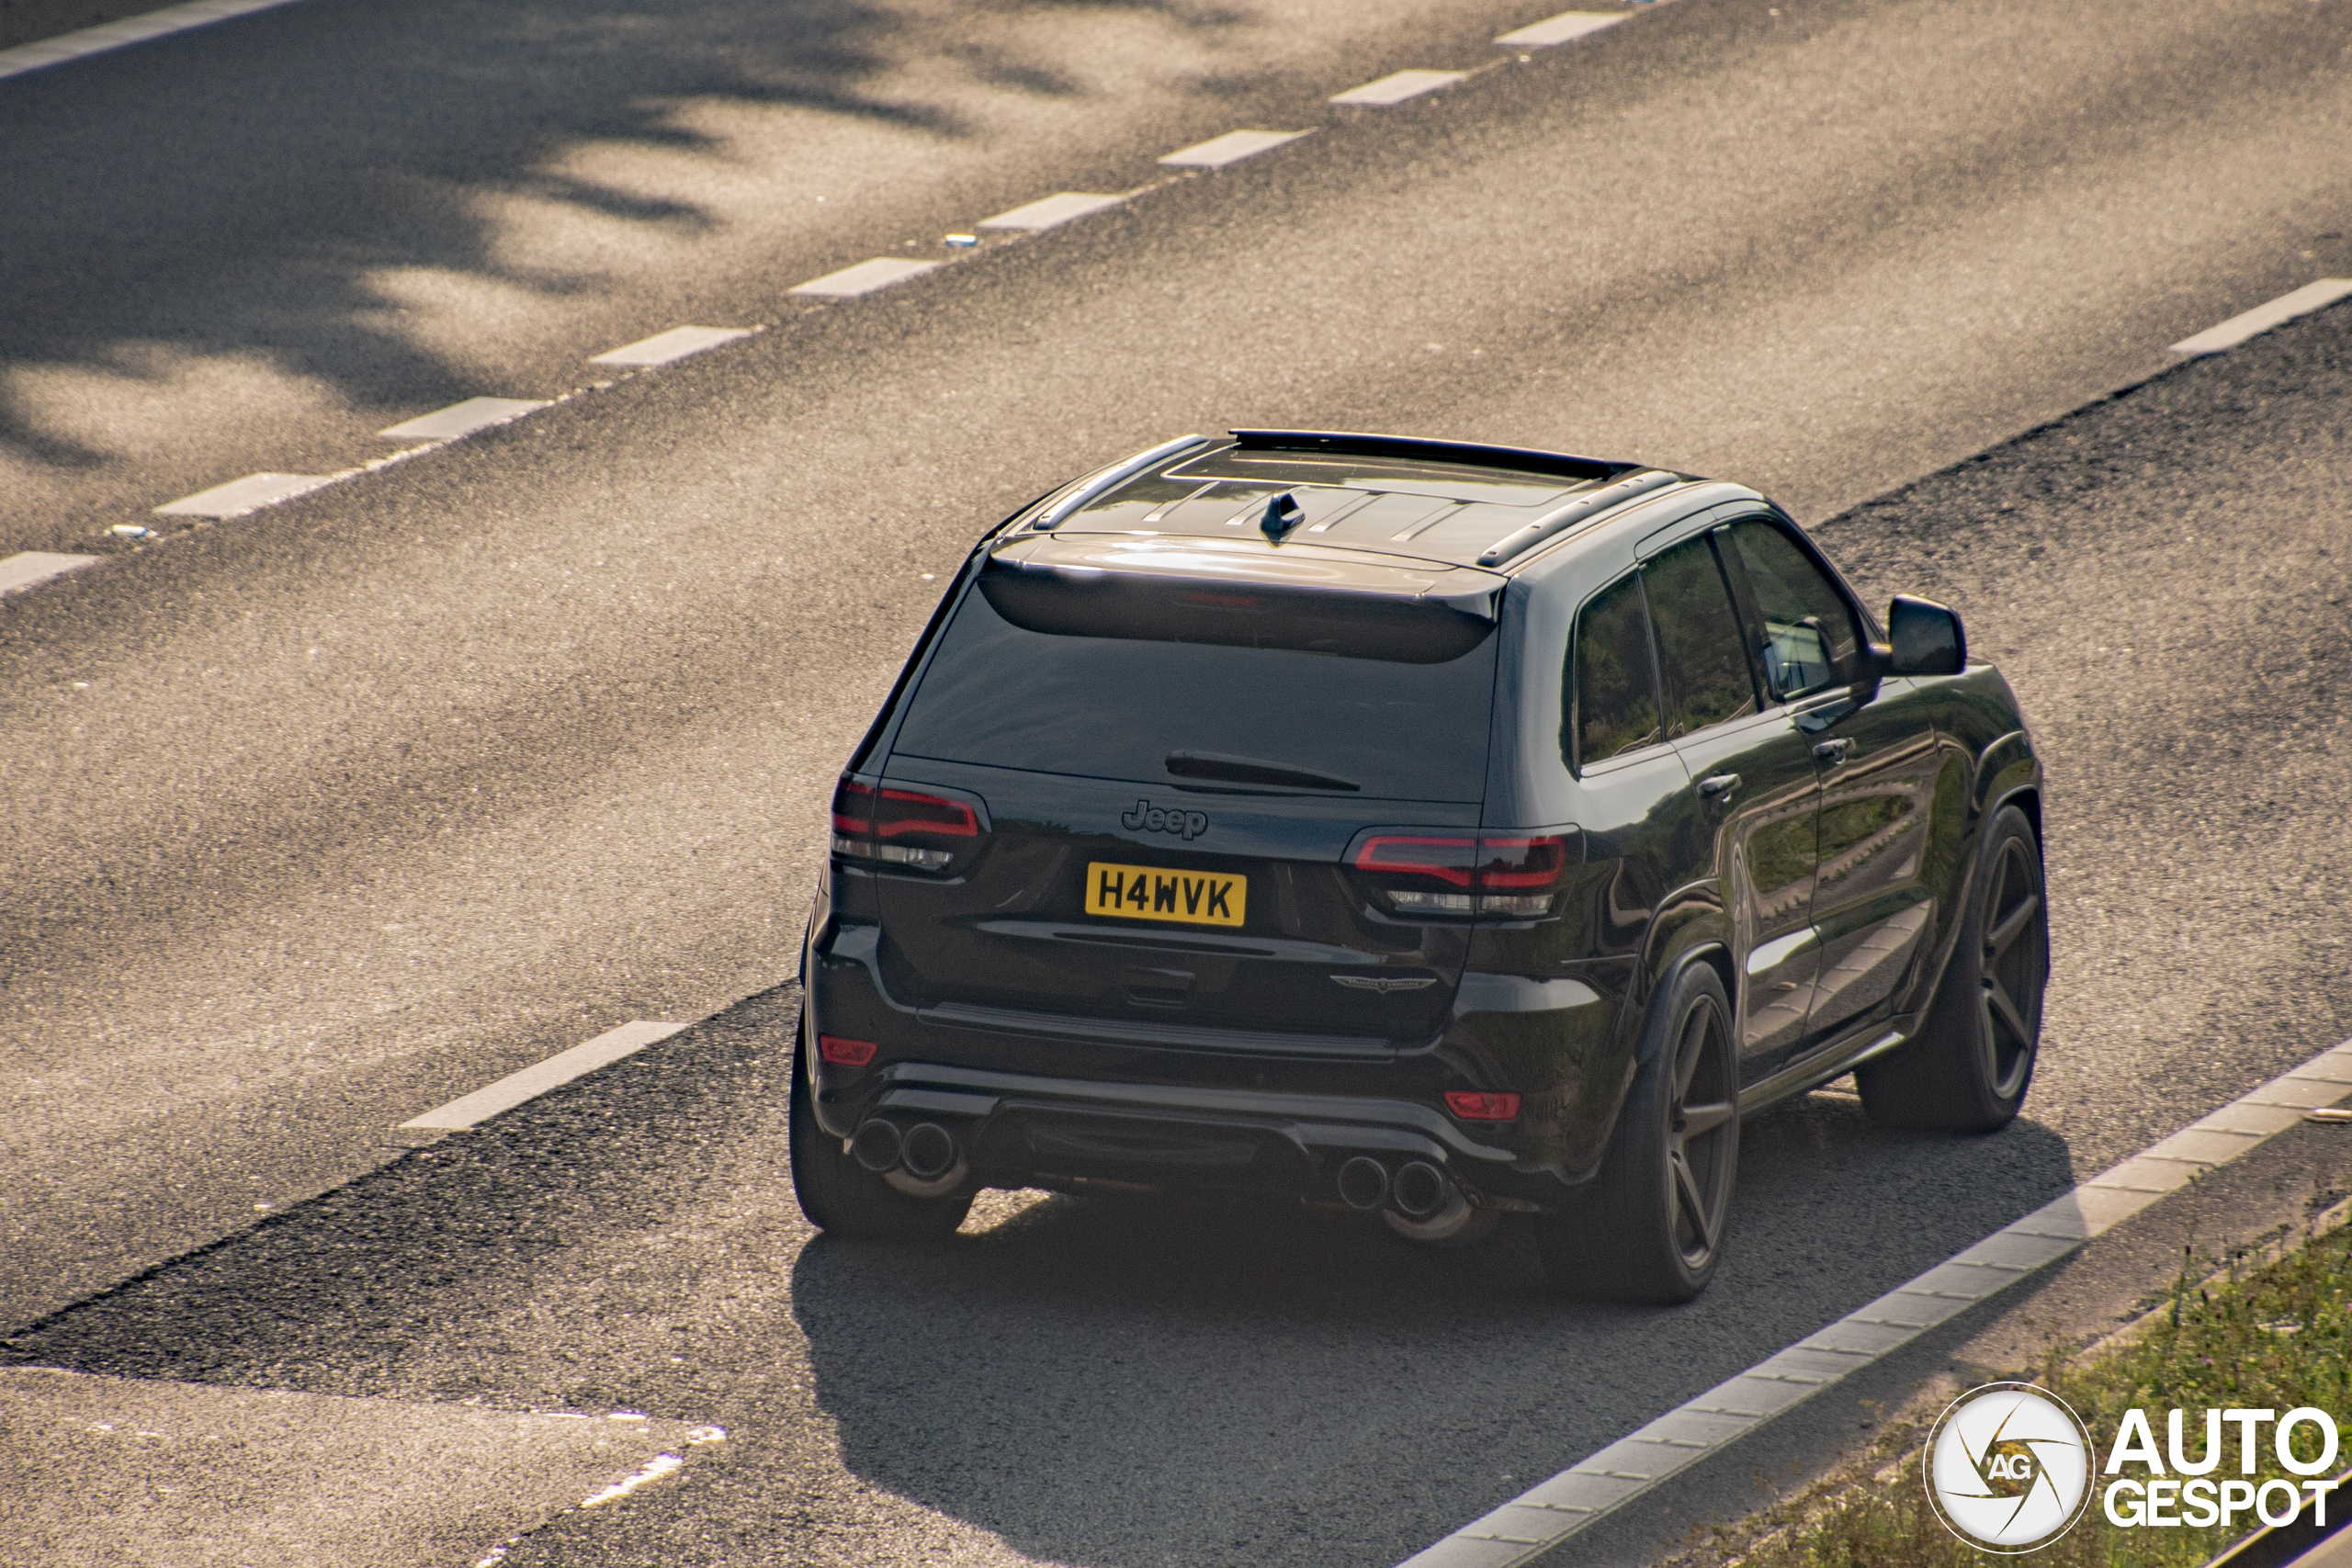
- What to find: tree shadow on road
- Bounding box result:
[0,0,1229,476]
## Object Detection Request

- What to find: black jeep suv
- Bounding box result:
[794,430,2047,1302]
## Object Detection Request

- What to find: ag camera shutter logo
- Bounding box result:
[1923,1382,2095,1553]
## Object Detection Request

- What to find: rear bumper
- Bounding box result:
[825,1055,1612,1212]
[852,1057,1521,1189]
[804,919,1598,1210]
[808,911,1618,1213]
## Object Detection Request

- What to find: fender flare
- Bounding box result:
[1592,942,1736,1153]
[1907,781,2042,1026]
[1638,942,1736,1067]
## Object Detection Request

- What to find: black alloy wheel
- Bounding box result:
[1859,805,2049,1133]
[1976,829,2047,1101]
[1663,999,1739,1270]
[1537,962,1740,1303]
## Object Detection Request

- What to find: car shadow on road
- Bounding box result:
[784,1079,2079,1566]
[0,982,2078,1568]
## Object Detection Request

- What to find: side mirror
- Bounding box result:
[1884,594,1966,676]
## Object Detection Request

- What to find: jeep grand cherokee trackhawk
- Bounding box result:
[793,430,2048,1303]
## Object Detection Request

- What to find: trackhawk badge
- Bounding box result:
[1332,975,1438,993]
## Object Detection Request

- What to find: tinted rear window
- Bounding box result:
[892,573,1498,801]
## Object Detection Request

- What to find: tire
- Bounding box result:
[789,1010,972,1241]
[1535,962,1740,1304]
[1857,804,2048,1133]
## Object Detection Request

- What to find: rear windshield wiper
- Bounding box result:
[1164,751,1361,792]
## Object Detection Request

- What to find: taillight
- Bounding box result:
[1444,1090,1521,1121]
[831,777,985,873]
[1348,829,1576,918]
[819,1034,878,1066]
[1468,835,1574,916]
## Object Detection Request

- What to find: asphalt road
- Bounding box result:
[4,0,2352,1562]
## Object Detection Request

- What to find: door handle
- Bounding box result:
[1813,738,1853,764]
[1697,773,1741,799]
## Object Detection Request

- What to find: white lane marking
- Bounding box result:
[788,256,943,299]
[1329,70,1468,107]
[1158,130,1312,169]
[2170,278,2352,355]
[1495,11,1627,46]
[0,552,102,597]
[1399,1035,2352,1568]
[0,0,312,82]
[579,1451,684,1508]
[977,192,1128,231]
[588,326,752,367]
[399,1021,685,1133]
[153,471,337,517]
[378,397,550,441]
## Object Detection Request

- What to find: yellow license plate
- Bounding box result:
[1084,862,1246,927]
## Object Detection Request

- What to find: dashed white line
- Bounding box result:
[153,471,337,518]
[578,1451,684,1508]
[2170,277,2352,355]
[0,0,313,82]
[1159,130,1313,169]
[1399,1035,2352,1568]
[0,552,103,597]
[1495,10,1628,47]
[588,326,753,367]
[398,1020,685,1134]
[978,191,1129,231]
[1329,70,1468,107]
[379,397,550,442]
[788,256,944,299]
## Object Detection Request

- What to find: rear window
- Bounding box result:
[891,571,1499,802]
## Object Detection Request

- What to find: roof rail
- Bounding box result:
[1027,434,1212,531]
[1227,429,1627,483]
[1475,469,1681,567]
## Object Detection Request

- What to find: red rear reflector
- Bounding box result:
[819,1035,878,1067]
[1444,1091,1521,1121]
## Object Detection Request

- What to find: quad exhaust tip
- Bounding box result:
[1337,1156,1455,1225]
[857,1117,968,1199]
[1390,1160,1449,1222]
[900,1122,958,1182]
[851,1119,902,1172]
[1336,1155,1390,1211]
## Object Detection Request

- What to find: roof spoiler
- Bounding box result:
[1228,429,1629,483]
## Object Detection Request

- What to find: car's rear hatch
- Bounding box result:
[867,534,1508,1056]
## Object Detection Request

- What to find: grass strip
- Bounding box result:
[1665,1187,2352,1568]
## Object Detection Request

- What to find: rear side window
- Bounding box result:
[892,574,1499,802]
[1725,520,1864,700]
[1643,535,1758,739]
[1567,570,1663,771]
